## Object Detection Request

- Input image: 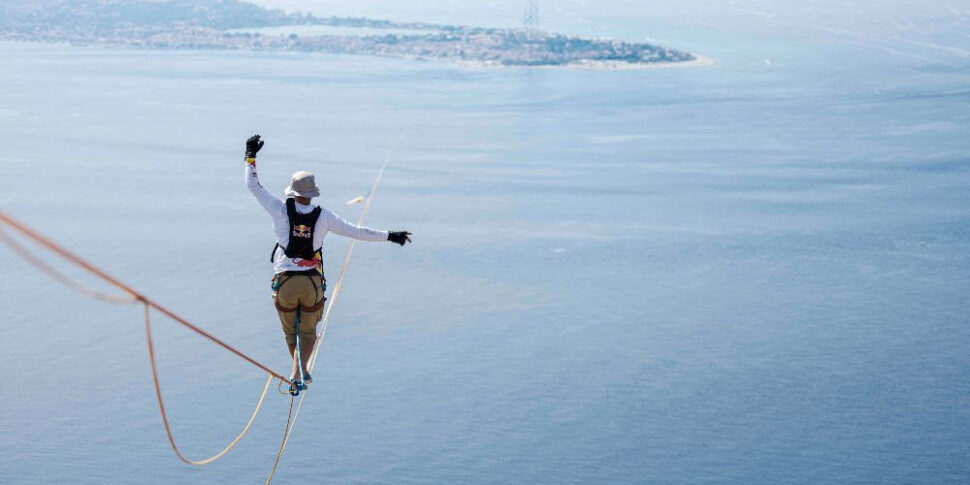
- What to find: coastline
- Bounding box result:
[1,2,706,73]
[458,54,716,71]
[0,37,715,71]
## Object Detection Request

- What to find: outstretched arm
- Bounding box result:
[323,209,389,242]
[324,210,412,246]
[244,135,284,215]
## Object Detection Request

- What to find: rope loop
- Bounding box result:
[0,210,285,465]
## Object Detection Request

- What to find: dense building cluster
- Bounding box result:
[0,0,695,66]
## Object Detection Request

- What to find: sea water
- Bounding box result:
[1,8,969,485]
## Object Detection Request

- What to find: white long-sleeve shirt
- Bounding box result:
[246,161,388,274]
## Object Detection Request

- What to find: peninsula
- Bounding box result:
[0,0,702,68]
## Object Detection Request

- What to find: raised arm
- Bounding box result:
[244,135,284,215]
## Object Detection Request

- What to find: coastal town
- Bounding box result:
[0,0,697,67]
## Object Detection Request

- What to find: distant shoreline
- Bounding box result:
[459,54,716,71]
[0,0,705,70]
[0,38,713,71]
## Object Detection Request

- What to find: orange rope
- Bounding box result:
[0,210,287,465]
[0,210,289,385]
[0,226,136,304]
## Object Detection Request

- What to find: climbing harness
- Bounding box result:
[272,271,326,314]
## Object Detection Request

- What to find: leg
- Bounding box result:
[298,336,316,376]
[276,274,324,382]
[296,274,325,380]
[273,275,302,380]
[292,312,315,382]
[286,342,299,381]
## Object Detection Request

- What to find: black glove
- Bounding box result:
[387,231,412,246]
[245,134,264,158]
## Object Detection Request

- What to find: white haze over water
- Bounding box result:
[1,1,969,484]
[254,0,970,52]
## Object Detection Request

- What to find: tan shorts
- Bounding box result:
[272,272,325,345]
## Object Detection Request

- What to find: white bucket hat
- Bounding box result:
[284,171,320,198]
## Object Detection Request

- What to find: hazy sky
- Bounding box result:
[249,0,970,31]
[245,0,970,66]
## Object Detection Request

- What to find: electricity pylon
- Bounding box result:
[524,0,539,30]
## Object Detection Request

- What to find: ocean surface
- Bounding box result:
[1,5,969,484]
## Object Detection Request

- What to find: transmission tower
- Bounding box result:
[523,0,539,30]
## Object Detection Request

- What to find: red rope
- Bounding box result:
[0,210,291,465]
[0,210,289,384]
[0,226,136,304]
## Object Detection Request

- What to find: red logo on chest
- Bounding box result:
[292,224,312,239]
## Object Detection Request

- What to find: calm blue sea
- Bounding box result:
[1,7,969,484]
